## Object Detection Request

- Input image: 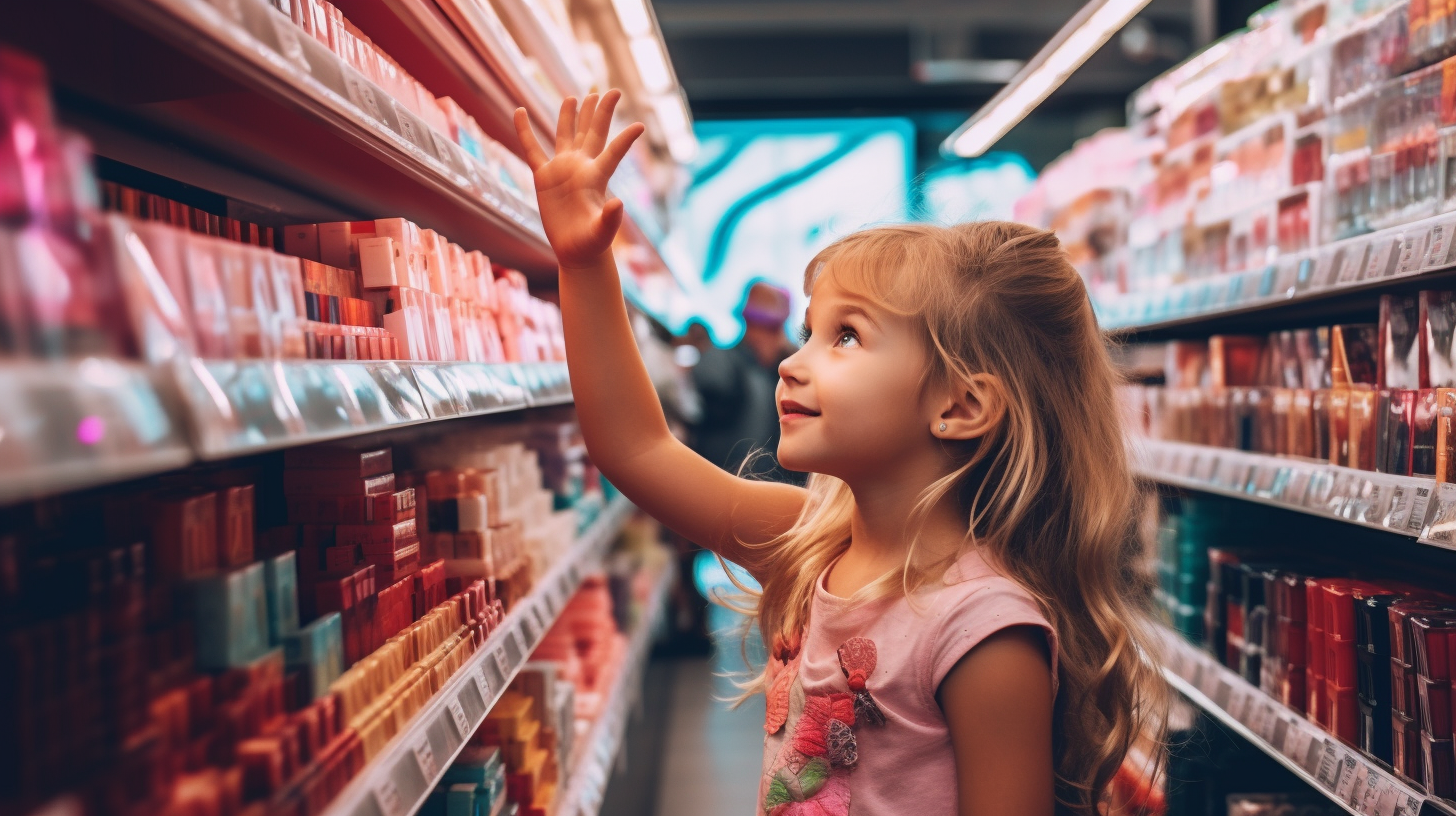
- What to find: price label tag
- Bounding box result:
[1316,740,1342,788]
[393,104,423,147]
[430,131,458,166]
[1371,781,1400,816]
[448,698,470,737]
[1427,223,1450,269]
[475,667,490,700]
[374,780,406,816]
[1408,483,1436,532]
[1189,661,1206,692]
[1303,737,1325,775]
[1334,752,1361,799]
[1367,237,1399,278]
[1285,468,1313,506]
[270,16,311,72]
[1212,678,1233,709]
[1393,793,1421,816]
[1358,767,1388,814]
[1272,716,1291,754]
[1397,233,1425,274]
[1338,243,1370,284]
[1420,481,1456,547]
[344,74,383,121]
[413,737,440,781]
[1227,689,1250,722]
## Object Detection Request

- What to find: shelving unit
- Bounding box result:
[554,562,674,816]
[0,360,570,504]
[1102,212,1456,340]
[320,495,637,816]
[1131,440,1450,543]
[1157,628,1454,816]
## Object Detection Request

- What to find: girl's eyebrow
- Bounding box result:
[835,302,881,330]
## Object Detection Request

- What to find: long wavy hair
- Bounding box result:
[727,221,1166,815]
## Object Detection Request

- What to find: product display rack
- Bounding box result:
[0,360,570,506]
[29,0,556,276]
[554,562,674,816]
[320,494,636,816]
[1131,440,1454,544]
[1158,628,1454,816]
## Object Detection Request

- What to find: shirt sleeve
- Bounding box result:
[928,578,1059,695]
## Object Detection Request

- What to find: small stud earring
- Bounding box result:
[938,423,947,432]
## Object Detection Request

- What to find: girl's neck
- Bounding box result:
[824,472,969,598]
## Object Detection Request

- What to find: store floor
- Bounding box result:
[600,654,764,816]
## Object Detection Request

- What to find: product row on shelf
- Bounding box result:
[1151,495,1456,815]
[0,357,571,506]
[413,556,670,816]
[0,411,651,816]
[1015,0,1456,330]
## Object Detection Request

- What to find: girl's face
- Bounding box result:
[775,270,936,480]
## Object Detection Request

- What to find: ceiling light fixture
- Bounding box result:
[611,0,653,38]
[630,35,673,94]
[941,0,1154,157]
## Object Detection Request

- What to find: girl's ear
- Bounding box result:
[932,373,1007,441]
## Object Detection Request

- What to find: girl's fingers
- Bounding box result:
[555,97,578,154]
[576,93,600,147]
[583,89,621,155]
[595,197,625,240]
[514,108,549,170]
[596,121,645,175]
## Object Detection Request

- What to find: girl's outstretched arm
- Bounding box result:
[514,93,805,577]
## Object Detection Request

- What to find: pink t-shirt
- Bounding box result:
[758,547,1057,815]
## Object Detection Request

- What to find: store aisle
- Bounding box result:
[653,657,765,816]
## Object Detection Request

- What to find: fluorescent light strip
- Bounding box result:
[943,0,1153,157]
[630,35,673,94]
[612,0,653,38]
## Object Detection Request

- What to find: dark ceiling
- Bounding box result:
[657,0,1265,169]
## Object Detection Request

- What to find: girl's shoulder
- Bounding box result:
[913,548,1058,693]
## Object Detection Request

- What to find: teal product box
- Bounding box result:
[191,563,269,669]
[445,783,477,816]
[283,611,344,699]
[443,746,501,787]
[264,550,301,644]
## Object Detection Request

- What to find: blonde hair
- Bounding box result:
[731,221,1165,815]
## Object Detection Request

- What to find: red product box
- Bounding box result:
[1319,580,1390,641]
[217,485,256,569]
[1423,732,1456,798]
[1328,681,1359,744]
[1411,613,1456,681]
[1421,674,1454,738]
[282,447,391,475]
[337,518,418,552]
[282,469,396,497]
[324,545,360,573]
[1277,617,1308,667]
[153,491,220,580]
[1325,635,1358,689]
[1394,710,1422,783]
[1394,658,1421,719]
[1281,667,1307,714]
[285,488,416,525]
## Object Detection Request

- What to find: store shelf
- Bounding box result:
[1102,212,1456,340]
[11,0,555,275]
[320,494,636,816]
[180,359,566,459]
[1131,439,1455,543]
[554,562,673,816]
[0,359,194,505]
[0,360,569,503]
[1158,627,1453,816]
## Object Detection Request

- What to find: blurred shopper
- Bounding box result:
[691,281,800,482]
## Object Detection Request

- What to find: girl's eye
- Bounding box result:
[835,328,860,348]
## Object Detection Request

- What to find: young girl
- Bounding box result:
[514,93,1165,816]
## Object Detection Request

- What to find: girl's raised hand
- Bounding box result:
[514,91,646,270]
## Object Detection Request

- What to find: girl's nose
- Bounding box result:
[778,347,808,385]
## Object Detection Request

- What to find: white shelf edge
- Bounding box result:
[320,495,636,816]
[553,561,673,816]
[1133,440,1440,542]
[1102,209,1456,333]
[1158,628,1450,816]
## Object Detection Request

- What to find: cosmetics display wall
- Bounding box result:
[1017,0,1456,328]
[0,414,664,816]
[1153,496,1456,806]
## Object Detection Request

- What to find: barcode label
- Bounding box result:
[344,75,383,120]
[375,780,405,816]
[1316,741,1341,787]
[413,737,439,780]
[1334,753,1360,799]
[1408,485,1434,531]
[448,699,470,737]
